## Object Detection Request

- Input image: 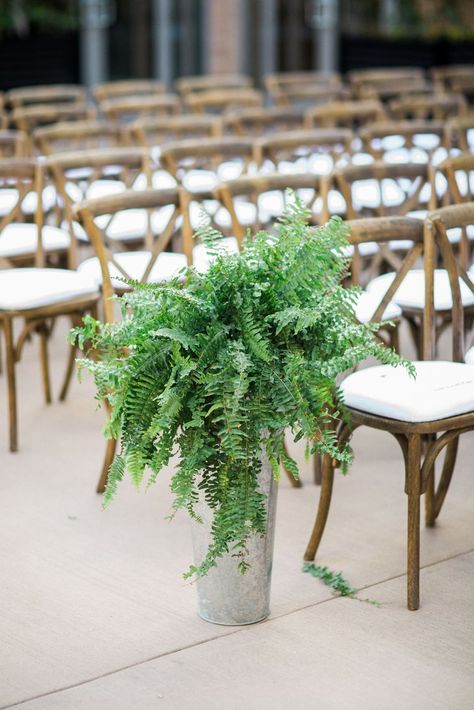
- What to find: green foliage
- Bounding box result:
[71,197,412,579]
[303,563,381,606]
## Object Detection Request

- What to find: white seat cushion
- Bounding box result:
[78,250,188,289]
[342,361,474,422]
[0,268,98,311]
[354,291,402,323]
[0,223,70,258]
[367,269,474,311]
[342,241,379,258]
[192,238,239,273]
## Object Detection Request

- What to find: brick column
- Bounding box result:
[205,0,243,75]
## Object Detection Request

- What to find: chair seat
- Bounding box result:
[193,237,240,272]
[354,291,402,323]
[78,250,188,289]
[0,268,98,311]
[342,361,474,423]
[0,223,70,258]
[367,269,474,311]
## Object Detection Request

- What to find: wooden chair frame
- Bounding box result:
[253,128,352,171]
[100,94,181,122]
[92,80,166,105]
[223,107,303,137]
[444,116,474,152]
[304,208,474,610]
[10,103,96,135]
[0,129,29,158]
[6,84,86,109]
[0,159,99,451]
[128,114,223,149]
[304,100,386,130]
[33,120,125,156]
[389,94,467,121]
[184,89,263,115]
[359,120,444,161]
[175,74,252,98]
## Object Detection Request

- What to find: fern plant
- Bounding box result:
[71,198,412,579]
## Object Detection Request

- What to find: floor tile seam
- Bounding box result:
[3,547,473,709]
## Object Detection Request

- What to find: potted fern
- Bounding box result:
[72,199,407,625]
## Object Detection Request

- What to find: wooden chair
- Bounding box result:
[430,65,474,93]
[348,67,426,100]
[72,187,192,492]
[271,85,350,109]
[10,103,95,134]
[6,84,86,109]
[223,107,303,137]
[304,100,386,130]
[44,147,152,268]
[0,158,99,451]
[444,115,474,153]
[33,120,124,156]
[184,89,263,115]
[435,154,474,267]
[100,94,180,122]
[92,79,166,105]
[175,74,252,98]
[253,128,352,176]
[128,114,223,149]
[0,130,29,158]
[359,120,445,162]
[389,94,467,121]
[264,71,341,105]
[304,206,474,610]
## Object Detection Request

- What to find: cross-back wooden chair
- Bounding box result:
[271,85,350,109]
[10,103,96,136]
[444,115,474,153]
[359,120,445,163]
[0,158,99,451]
[253,128,353,176]
[6,84,86,109]
[304,100,386,130]
[264,71,341,105]
[72,187,192,492]
[435,154,474,267]
[184,88,263,115]
[175,74,252,98]
[100,94,181,123]
[430,65,474,93]
[128,114,223,149]
[305,207,474,610]
[92,79,166,105]
[222,107,303,137]
[44,147,152,268]
[389,93,467,121]
[33,120,124,156]
[348,67,426,100]
[0,130,29,158]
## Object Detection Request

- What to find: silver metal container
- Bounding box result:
[191,450,278,626]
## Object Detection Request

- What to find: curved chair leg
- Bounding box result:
[304,453,335,561]
[37,323,52,405]
[425,436,459,527]
[59,334,78,402]
[96,436,118,494]
[4,317,18,452]
[313,454,322,485]
[406,433,422,611]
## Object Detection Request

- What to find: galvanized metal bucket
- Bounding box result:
[191,450,278,626]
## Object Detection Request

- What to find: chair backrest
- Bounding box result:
[334,160,435,221]
[348,67,426,97]
[92,80,166,104]
[7,84,86,109]
[271,85,350,108]
[0,130,29,158]
[184,88,263,115]
[436,154,474,206]
[44,147,151,266]
[223,107,303,136]
[424,202,474,361]
[161,136,254,190]
[389,93,467,120]
[430,65,474,91]
[100,94,180,122]
[304,100,385,129]
[444,116,474,152]
[72,187,192,322]
[215,173,328,246]
[0,158,46,267]
[175,74,252,97]
[359,120,444,161]
[128,114,223,148]
[10,103,95,133]
[345,215,424,305]
[33,120,124,155]
[253,128,352,173]
[357,77,431,102]
[264,71,343,105]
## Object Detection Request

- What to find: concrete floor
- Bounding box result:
[0,319,473,710]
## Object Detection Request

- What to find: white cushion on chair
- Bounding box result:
[367,269,474,311]
[0,268,98,311]
[0,223,70,258]
[78,250,188,289]
[354,291,402,323]
[342,361,474,422]
[192,237,240,273]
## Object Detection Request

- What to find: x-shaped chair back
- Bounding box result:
[444,116,474,153]
[0,130,29,158]
[359,120,444,162]
[34,120,125,156]
[184,88,263,115]
[92,80,166,105]
[175,74,252,98]
[389,93,467,121]
[223,107,303,137]
[100,95,180,123]
[304,100,386,130]
[7,84,86,110]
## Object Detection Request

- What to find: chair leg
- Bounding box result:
[97,437,117,494]
[59,326,78,402]
[38,323,52,405]
[304,454,334,561]
[313,454,322,485]
[4,318,18,452]
[406,433,422,611]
